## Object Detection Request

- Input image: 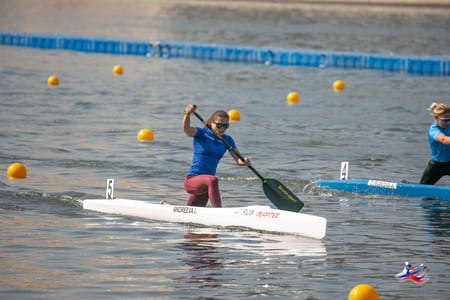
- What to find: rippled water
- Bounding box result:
[0,1,449,299]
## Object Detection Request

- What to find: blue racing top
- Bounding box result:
[186,127,236,176]
[428,122,450,162]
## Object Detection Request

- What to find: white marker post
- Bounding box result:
[106,179,115,199]
[340,162,349,180]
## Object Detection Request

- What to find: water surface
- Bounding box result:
[0,1,449,299]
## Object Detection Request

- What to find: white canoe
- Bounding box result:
[82,199,327,239]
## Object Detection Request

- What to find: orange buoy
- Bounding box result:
[334,80,345,91]
[228,110,241,121]
[348,284,379,300]
[47,76,59,86]
[113,65,124,75]
[287,92,300,103]
[137,129,154,141]
[7,163,27,179]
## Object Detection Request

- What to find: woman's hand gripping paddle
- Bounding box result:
[192,110,304,212]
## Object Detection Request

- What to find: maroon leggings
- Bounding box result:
[184,175,222,207]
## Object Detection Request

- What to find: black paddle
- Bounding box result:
[192,110,304,212]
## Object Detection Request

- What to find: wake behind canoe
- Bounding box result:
[318,179,450,200]
[82,199,327,239]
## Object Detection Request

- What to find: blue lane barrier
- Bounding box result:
[1,30,449,76]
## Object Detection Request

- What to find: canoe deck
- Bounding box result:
[82,199,327,239]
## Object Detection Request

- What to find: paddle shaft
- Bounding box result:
[192,111,266,182]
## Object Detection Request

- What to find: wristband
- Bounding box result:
[184,111,190,116]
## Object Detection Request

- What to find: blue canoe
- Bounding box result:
[317,179,450,200]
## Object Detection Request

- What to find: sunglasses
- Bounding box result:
[214,122,229,129]
[437,116,450,122]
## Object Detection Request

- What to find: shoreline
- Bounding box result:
[169,0,450,15]
[204,0,450,6]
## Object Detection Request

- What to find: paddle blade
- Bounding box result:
[262,179,304,212]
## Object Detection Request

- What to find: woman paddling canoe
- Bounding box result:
[420,103,450,185]
[182,104,251,207]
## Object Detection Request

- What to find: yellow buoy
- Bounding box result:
[7,163,27,179]
[334,80,345,91]
[287,92,300,103]
[47,76,59,86]
[348,284,379,300]
[137,129,154,141]
[113,65,124,75]
[228,110,241,121]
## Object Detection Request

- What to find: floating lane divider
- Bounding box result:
[1,30,449,76]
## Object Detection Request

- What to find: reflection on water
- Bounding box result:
[176,228,327,292]
[421,199,450,259]
[178,233,222,288]
[181,227,327,257]
[422,199,450,238]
